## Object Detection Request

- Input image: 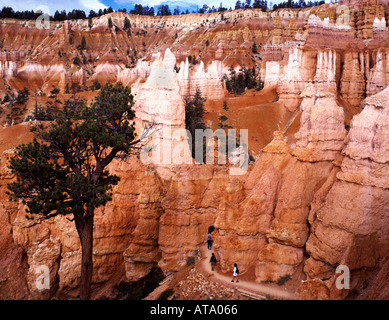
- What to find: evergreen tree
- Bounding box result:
[218,115,232,129]
[7,83,154,300]
[252,42,258,54]
[80,36,86,50]
[222,100,229,111]
[16,87,29,104]
[157,5,171,16]
[88,10,97,18]
[49,86,60,99]
[185,89,207,160]
[123,16,130,30]
[224,65,262,95]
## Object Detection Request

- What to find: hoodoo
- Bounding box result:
[1,0,389,301]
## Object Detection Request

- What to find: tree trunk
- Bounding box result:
[75,209,94,300]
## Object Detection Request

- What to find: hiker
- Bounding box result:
[231,263,239,282]
[209,253,217,271]
[207,232,213,250]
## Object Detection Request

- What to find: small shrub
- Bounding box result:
[276,274,292,286]
[158,288,174,300]
[186,256,196,266]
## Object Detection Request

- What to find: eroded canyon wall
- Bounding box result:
[1,2,389,300]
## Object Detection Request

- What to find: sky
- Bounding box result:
[0,0,290,14]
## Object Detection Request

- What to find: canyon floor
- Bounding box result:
[143,242,297,301]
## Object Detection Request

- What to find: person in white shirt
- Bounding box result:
[232,263,239,282]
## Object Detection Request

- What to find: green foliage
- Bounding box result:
[90,80,101,91]
[49,86,60,98]
[70,82,81,93]
[224,65,263,95]
[72,56,81,66]
[158,288,174,300]
[33,101,60,121]
[276,274,292,286]
[2,93,10,103]
[80,36,86,50]
[7,83,139,220]
[218,115,232,129]
[185,89,207,160]
[123,17,130,30]
[252,42,258,54]
[222,100,228,111]
[219,100,232,130]
[15,87,29,104]
[112,267,165,300]
[187,55,199,66]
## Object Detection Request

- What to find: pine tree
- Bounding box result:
[123,16,130,30]
[80,36,86,50]
[7,83,154,300]
[252,42,258,54]
[222,100,229,111]
[185,88,207,160]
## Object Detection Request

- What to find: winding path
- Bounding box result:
[198,244,296,300]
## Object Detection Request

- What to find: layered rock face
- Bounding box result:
[1,84,389,300]
[0,61,17,79]
[131,48,192,168]
[213,85,347,283]
[117,60,152,86]
[1,2,388,108]
[263,45,340,112]
[293,85,347,162]
[0,10,262,103]
[123,167,164,281]
[261,2,389,111]
[133,49,185,127]
[339,86,389,188]
[1,2,389,300]
[299,86,389,299]
[0,145,146,298]
[177,59,226,100]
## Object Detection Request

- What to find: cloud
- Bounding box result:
[80,0,108,11]
[0,0,107,14]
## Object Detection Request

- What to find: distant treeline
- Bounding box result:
[0,0,326,21]
[272,0,325,10]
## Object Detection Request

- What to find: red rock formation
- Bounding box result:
[300,85,389,299]
[1,3,389,300]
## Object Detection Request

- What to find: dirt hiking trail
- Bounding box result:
[198,244,296,300]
